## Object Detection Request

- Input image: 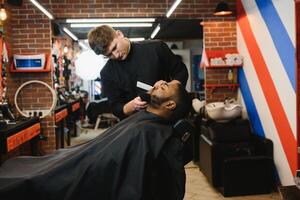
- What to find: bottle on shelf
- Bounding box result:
[227,69,233,83]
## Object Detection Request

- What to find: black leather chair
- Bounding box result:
[198,119,275,197]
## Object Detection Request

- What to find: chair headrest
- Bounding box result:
[173,119,195,142]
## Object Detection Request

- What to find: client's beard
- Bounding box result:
[139,92,151,103]
[149,94,171,108]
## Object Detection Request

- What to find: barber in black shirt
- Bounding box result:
[88,25,188,120]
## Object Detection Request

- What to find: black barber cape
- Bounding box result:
[0,110,186,200]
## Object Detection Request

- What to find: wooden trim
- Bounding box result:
[72,102,80,112]
[6,123,41,152]
[55,108,68,123]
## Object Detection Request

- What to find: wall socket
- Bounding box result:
[22,109,50,118]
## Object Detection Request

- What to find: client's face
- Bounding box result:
[149,80,180,106]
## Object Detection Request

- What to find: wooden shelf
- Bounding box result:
[10,53,52,73]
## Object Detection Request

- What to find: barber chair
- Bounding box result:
[173,119,195,165]
[198,119,275,197]
[191,114,204,163]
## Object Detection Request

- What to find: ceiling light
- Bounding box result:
[63,27,78,41]
[75,50,108,80]
[66,18,155,23]
[0,4,7,21]
[129,38,145,42]
[166,0,182,18]
[213,1,232,16]
[150,24,160,39]
[30,0,54,20]
[70,23,153,28]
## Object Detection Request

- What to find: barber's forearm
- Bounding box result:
[123,97,148,117]
[123,101,136,116]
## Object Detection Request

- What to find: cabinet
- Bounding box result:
[0,117,40,162]
[201,49,242,91]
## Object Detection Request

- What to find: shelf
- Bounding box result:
[204,83,239,91]
[205,49,238,58]
[205,65,242,68]
[200,49,243,68]
[10,53,52,73]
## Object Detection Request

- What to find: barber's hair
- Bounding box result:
[171,84,192,121]
[87,25,116,55]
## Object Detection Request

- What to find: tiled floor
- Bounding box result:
[71,127,281,200]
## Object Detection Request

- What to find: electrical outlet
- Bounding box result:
[22,109,50,118]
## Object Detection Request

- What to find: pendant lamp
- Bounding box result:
[0,3,7,21]
[213,1,232,16]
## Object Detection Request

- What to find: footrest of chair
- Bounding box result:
[221,156,274,197]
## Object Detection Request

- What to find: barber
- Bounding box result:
[88,25,188,120]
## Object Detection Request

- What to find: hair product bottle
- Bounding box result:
[227,69,233,83]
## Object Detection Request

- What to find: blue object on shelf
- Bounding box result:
[15,59,42,68]
[13,54,45,70]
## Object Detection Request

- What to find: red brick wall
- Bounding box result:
[204,16,237,102]
[204,21,236,50]
[5,0,55,153]
[40,0,227,19]
[203,0,237,102]
[4,0,237,153]
[205,68,237,102]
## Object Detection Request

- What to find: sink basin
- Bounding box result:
[205,101,242,122]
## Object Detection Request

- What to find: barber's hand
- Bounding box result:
[123,96,148,116]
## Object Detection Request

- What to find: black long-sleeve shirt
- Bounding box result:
[100,40,188,119]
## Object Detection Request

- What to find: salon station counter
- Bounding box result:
[54,104,69,149]
[0,117,40,163]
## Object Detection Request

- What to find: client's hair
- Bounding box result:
[87,25,116,55]
[171,84,192,121]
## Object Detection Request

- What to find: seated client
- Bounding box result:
[0,80,192,200]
